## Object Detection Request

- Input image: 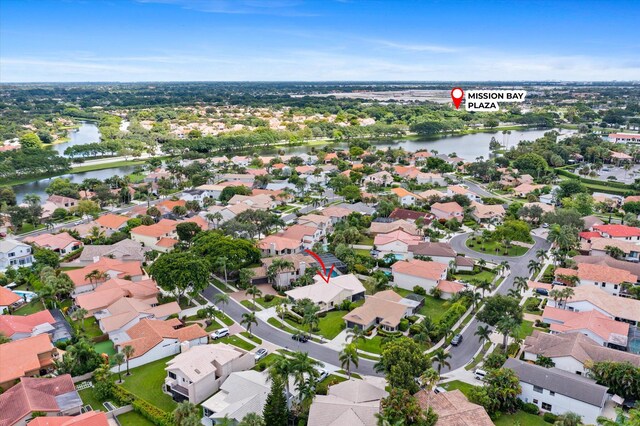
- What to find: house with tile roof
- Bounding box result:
[307,380,388,426]
[23,232,82,256]
[130,219,179,252]
[320,206,353,224]
[469,201,505,223]
[95,296,182,337]
[28,411,109,426]
[554,263,637,296]
[390,187,420,206]
[113,318,207,369]
[257,234,304,256]
[0,285,21,313]
[408,242,457,263]
[279,224,324,249]
[505,357,609,425]
[164,344,254,404]
[0,310,55,341]
[75,277,159,316]
[201,370,299,426]
[430,201,464,222]
[46,195,78,210]
[0,375,82,426]
[373,229,422,260]
[0,334,58,390]
[542,306,630,349]
[257,253,315,288]
[343,290,414,332]
[363,171,393,186]
[513,183,545,198]
[414,389,493,426]
[435,280,466,299]
[447,185,482,202]
[369,219,419,236]
[524,330,640,375]
[593,224,640,242]
[65,257,144,295]
[74,238,145,266]
[388,208,433,224]
[391,259,448,292]
[589,238,640,262]
[285,274,365,312]
[94,213,130,232]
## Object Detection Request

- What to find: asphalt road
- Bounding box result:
[201,284,381,376]
[441,232,551,372]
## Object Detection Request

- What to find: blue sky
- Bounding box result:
[1,0,639,82]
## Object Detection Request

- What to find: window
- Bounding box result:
[168,372,176,379]
[542,402,552,411]
[533,385,543,393]
[549,391,555,396]
[533,399,539,404]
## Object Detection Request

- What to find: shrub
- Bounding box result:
[408,323,421,336]
[484,352,507,370]
[354,264,369,274]
[399,319,409,332]
[522,402,539,414]
[543,412,558,423]
[412,286,427,296]
[407,315,419,324]
[256,362,267,372]
[111,386,135,406]
[132,399,173,426]
[93,381,113,401]
[264,294,274,302]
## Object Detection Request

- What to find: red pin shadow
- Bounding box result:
[304,249,335,284]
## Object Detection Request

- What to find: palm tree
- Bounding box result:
[475,325,492,345]
[476,279,492,297]
[528,260,542,278]
[216,256,229,283]
[267,259,295,288]
[213,293,230,314]
[238,268,255,290]
[339,343,359,378]
[470,291,483,312]
[241,312,258,337]
[507,288,521,298]
[499,260,510,276]
[71,308,88,331]
[418,367,440,413]
[268,355,293,396]
[84,269,109,290]
[122,345,135,376]
[514,276,529,294]
[597,408,639,426]
[346,327,366,346]
[497,318,519,352]
[275,299,288,325]
[430,348,451,375]
[245,285,263,310]
[536,249,548,262]
[477,258,487,269]
[112,352,125,383]
[173,401,201,426]
[290,351,323,389]
[411,320,434,347]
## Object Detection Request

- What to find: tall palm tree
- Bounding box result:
[112,352,125,384]
[507,288,521,299]
[122,345,135,376]
[513,276,529,294]
[476,280,492,297]
[216,256,229,283]
[241,312,258,337]
[411,321,433,347]
[497,318,519,352]
[418,367,440,413]
[339,343,359,378]
[173,401,201,426]
[290,351,323,389]
[499,260,510,276]
[267,259,295,288]
[475,325,492,345]
[528,260,542,278]
[84,269,109,290]
[346,327,366,346]
[245,285,263,310]
[430,348,451,375]
[213,293,230,314]
[71,308,88,331]
[268,355,293,397]
[275,298,289,325]
[536,249,548,262]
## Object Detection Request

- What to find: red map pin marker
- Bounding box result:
[451,87,464,109]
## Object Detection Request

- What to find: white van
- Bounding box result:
[210,328,230,340]
[474,369,488,381]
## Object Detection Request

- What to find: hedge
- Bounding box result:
[555,168,632,189]
[522,402,539,415]
[543,412,558,423]
[113,385,173,426]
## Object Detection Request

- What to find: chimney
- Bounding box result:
[299,261,306,275]
[93,256,100,264]
[270,243,276,254]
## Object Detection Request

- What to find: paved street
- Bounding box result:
[201,284,381,376]
[442,232,551,372]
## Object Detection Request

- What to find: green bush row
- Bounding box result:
[555,168,632,189]
[113,386,173,426]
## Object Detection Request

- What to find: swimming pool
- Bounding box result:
[630,338,640,355]
[12,290,37,302]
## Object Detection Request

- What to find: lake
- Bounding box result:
[47,121,101,157]
[13,165,138,204]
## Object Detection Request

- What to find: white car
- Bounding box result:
[210,328,229,340]
[255,348,268,361]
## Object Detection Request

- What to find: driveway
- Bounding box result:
[202,284,381,376]
[441,232,551,372]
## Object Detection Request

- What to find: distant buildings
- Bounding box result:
[0,239,33,271]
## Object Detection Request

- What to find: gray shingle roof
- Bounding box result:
[504,358,609,407]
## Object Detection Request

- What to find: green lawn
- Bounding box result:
[241,299,262,311]
[356,335,384,354]
[517,320,534,338]
[494,411,548,426]
[465,341,492,371]
[14,300,45,315]
[205,321,223,332]
[268,317,298,334]
[216,312,235,326]
[119,357,177,411]
[466,239,528,257]
[255,296,286,309]
[254,353,282,371]
[212,279,234,293]
[117,411,156,426]
[76,317,103,338]
[358,236,374,246]
[316,310,348,339]
[78,386,108,411]
[241,331,262,344]
[417,296,449,323]
[454,270,497,284]
[441,380,478,398]
[16,223,46,234]
[217,335,256,351]
[94,340,116,357]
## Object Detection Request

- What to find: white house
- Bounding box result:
[391,259,448,292]
[364,171,393,186]
[0,239,33,271]
[505,358,609,425]
[164,344,254,404]
[554,263,637,297]
[391,187,420,206]
[592,224,640,243]
[285,274,366,312]
[374,230,422,260]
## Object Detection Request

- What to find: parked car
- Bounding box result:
[316,368,329,382]
[451,334,463,346]
[535,288,549,296]
[210,328,229,340]
[292,333,309,343]
[255,348,268,361]
[474,369,488,381]
[434,386,447,394]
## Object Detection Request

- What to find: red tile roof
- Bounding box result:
[392,259,447,281]
[0,311,55,338]
[0,286,20,306]
[0,334,56,387]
